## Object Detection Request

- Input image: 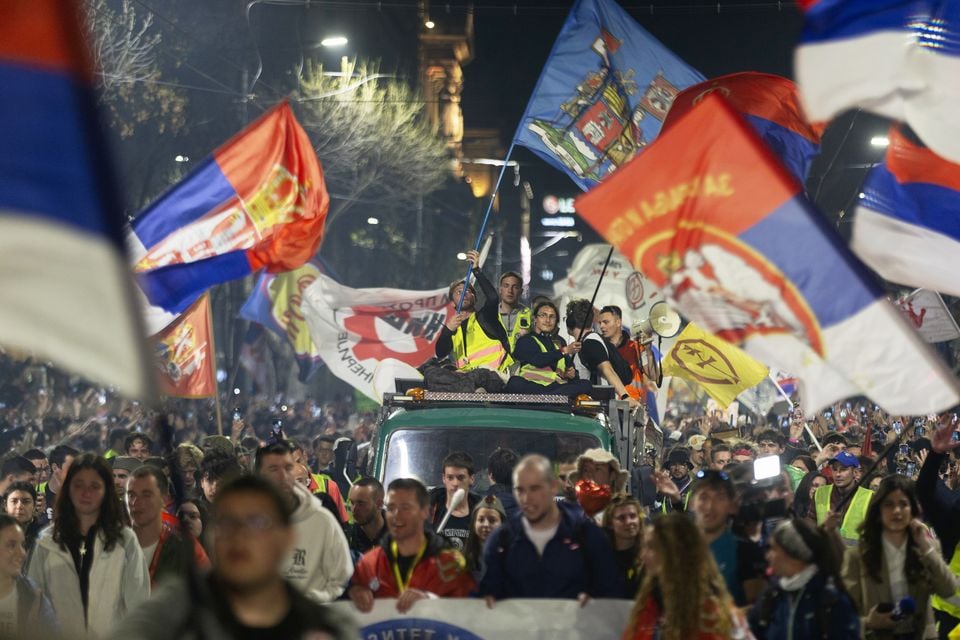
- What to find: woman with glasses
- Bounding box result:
[841,475,957,639]
[464,495,506,581]
[601,495,645,598]
[622,513,751,640]
[505,301,594,396]
[27,454,149,638]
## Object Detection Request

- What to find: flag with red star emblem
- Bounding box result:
[301,273,451,402]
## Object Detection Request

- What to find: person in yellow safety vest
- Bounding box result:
[916,417,960,640]
[810,450,873,546]
[435,250,513,375]
[496,271,531,352]
[504,300,594,396]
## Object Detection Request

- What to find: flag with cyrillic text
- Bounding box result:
[574,93,960,414]
[129,101,328,324]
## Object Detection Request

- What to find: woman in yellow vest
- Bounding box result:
[841,475,958,640]
[504,301,593,395]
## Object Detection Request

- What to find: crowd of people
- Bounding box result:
[0,251,958,640]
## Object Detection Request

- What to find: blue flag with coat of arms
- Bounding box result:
[514,0,705,191]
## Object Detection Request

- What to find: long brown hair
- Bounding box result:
[53,454,124,552]
[629,513,735,640]
[858,475,925,585]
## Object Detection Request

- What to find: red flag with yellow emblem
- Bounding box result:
[152,294,216,398]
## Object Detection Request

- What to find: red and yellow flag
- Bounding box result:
[152,294,216,398]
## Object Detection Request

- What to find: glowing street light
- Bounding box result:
[424,19,436,29]
[320,35,348,47]
[367,217,379,225]
[870,135,890,147]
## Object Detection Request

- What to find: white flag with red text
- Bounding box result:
[302,273,452,402]
[895,289,960,343]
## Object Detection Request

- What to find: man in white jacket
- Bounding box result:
[255,441,353,602]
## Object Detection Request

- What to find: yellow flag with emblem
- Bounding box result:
[662,322,769,409]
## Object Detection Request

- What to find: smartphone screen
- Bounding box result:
[754,455,781,481]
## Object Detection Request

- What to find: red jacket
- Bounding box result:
[352,532,474,598]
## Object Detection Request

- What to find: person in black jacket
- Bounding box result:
[108,476,355,640]
[916,418,960,640]
[505,300,593,396]
[479,454,622,605]
[429,451,481,551]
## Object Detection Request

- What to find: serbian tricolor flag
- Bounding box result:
[575,93,960,414]
[662,72,824,183]
[129,101,328,329]
[852,126,960,298]
[796,1,960,164]
[0,0,152,398]
[152,293,216,398]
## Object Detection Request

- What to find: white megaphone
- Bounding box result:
[631,301,682,343]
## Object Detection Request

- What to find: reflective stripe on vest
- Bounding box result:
[452,316,510,372]
[932,541,960,617]
[311,473,328,494]
[500,307,531,352]
[518,337,564,385]
[814,484,873,545]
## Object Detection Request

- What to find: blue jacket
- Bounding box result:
[478,501,624,599]
[749,571,860,640]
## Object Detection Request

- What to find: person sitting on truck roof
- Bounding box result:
[504,300,595,396]
[435,249,513,376]
[429,451,482,551]
[565,299,640,409]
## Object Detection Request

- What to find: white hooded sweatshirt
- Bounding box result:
[282,482,353,603]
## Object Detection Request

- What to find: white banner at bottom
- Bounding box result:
[330,598,633,640]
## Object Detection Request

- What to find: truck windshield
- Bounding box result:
[382,427,602,491]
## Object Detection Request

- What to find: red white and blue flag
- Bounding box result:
[129,101,328,327]
[0,0,152,398]
[662,72,824,183]
[796,0,960,163]
[852,126,960,298]
[575,94,960,414]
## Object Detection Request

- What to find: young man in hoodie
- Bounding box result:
[255,442,353,603]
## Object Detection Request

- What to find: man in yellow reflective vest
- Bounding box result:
[917,418,960,640]
[435,250,513,375]
[496,271,531,352]
[809,450,873,546]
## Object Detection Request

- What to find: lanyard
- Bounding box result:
[390,538,427,592]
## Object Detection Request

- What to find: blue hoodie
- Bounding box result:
[478,500,624,599]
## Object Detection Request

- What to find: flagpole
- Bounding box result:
[455,142,517,312]
[204,293,224,436]
[577,245,615,338]
[768,373,822,451]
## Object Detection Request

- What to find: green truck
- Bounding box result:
[365,389,638,491]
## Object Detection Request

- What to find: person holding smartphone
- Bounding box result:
[916,417,960,639]
[841,475,957,639]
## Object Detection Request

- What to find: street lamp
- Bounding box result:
[320,35,348,47]
[367,217,379,225]
[870,135,890,148]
